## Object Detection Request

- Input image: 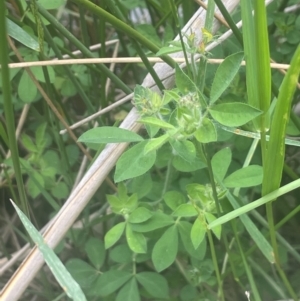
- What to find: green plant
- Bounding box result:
[2,0,300,301]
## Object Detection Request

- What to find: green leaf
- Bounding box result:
[78,127,143,144]
[240,0,260,129]
[211,147,232,181]
[11,201,87,301]
[144,134,169,154]
[136,272,169,299]
[152,225,178,272]
[126,223,147,253]
[27,172,45,198]
[205,212,221,239]
[21,134,38,152]
[130,212,174,232]
[175,64,197,94]
[35,123,47,150]
[31,66,56,83]
[127,173,153,199]
[180,284,198,301]
[172,204,198,217]
[110,244,132,263]
[128,207,153,223]
[263,45,300,195]
[84,238,105,270]
[172,153,206,172]
[169,139,196,162]
[136,24,161,47]
[97,270,132,296]
[210,52,244,104]
[156,46,182,56]
[191,217,206,249]
[224,165,263,188]
[177,221,206,260]
[209,102,262,127]
[18,71,37,103]
[51,182,69,199]
[253,1,271,116]
[106,194,123,213]
[115,141,156,182]
[6,18,39,51]
[66,258,98,288]
[162,89,181,105]
[116,277,140,301]
[163,191,186,211]
[194,118,217,143]
[138,117,175,129]
[105,222,126,249]
[209,191,275,263]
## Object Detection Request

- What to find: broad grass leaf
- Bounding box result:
[84,238,105,270]
[211,147,232,181]
[163,191,186,211]
[172,204,198,217]
[209,102,262,127]
[78,127,143,144]
[191,217,206,249]
[224,165,263,188]
[136,272,169,299]
[263,45,300,195]
[6,18,39,51]
[115,141,156,182]
[105,222,126,249]
[66,258,98,288]
[152,225,178,272]
[175,64,197,94]
[126,224,147,253]
[177,221,206,260]
[11,201,87,301]
[130,212,174,232]
[169,139,196,162]
[97,270,132,296]
[210,52,244,104]
[18,71,37,103]
[194,118,217,143]
[128,207,152,223]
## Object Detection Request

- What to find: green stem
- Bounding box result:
[203,145,221,216]
[213,0,243,46]
[37,4,132,95]
[70,0,176,68]
[0,4,29,217]
[207,230,224,301]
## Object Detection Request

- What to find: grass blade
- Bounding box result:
[10,200,87,301]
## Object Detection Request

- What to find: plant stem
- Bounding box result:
[0,3,29,217]
[207,230,224,301]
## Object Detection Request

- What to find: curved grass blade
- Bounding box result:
[10,200,87,301]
